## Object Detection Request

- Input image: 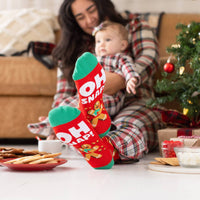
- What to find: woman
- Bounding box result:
[28,0,165,161]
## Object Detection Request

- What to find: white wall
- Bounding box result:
[112,0,200,13]
[0,0,63,14]
[0,0,199,14]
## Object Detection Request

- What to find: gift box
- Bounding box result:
[170,137,200,147]
[157,128,200,155]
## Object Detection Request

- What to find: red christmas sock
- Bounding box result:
[101,137,120,161]
[72,52,111,138]
[48,106,114,169]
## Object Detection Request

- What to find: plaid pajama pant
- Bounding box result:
[106,99,165,160]
[28,93,165,160]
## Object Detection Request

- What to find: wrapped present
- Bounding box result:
[170,135,200,147]
[157,128,200,154]
[155,108,200,154]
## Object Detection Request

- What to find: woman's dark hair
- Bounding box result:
[52,0,128,80]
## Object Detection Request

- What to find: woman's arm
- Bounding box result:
[52,68,77,108]
[104,71,126,95]
[127,17,159,83]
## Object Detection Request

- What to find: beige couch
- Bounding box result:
[0,13,199,139]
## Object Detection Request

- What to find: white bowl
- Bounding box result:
[174,147,200,168]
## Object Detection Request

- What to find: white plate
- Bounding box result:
[148,164,200,174]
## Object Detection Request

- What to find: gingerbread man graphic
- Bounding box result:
[79,144,102,161]
[87,100,107,127]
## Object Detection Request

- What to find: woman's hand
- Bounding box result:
[104,71,126,95]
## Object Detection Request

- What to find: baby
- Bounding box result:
[27,21,142,139]
[93,20,141,94]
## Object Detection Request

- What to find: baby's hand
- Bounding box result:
[126,77,138,94]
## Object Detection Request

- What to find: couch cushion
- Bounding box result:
[0,96,53,138]
[0,8,59,56]
[0,57,57,96]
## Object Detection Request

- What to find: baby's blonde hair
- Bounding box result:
[93,20,128,41]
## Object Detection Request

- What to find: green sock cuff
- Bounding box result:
[72,52,98,81]
[95,158,114,169]
[49,106,81,127]
[99,126,111,138]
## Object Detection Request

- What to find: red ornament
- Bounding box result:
[163,62,174,73]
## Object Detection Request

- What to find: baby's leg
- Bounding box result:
[73,52,111,137]
[49,106,114,169]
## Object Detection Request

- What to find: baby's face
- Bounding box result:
[95,28,127,57]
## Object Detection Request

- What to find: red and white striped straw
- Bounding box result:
[35,136,41,141]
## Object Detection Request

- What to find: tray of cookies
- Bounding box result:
[0,151,67,171]
[0,147,48,160]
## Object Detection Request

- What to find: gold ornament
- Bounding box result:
[179,66,185,75]
[187,100,192,104]
[183,108,189,115]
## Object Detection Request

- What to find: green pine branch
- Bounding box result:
[148,21,200,122]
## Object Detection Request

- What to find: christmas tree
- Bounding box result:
[148,21,200,123]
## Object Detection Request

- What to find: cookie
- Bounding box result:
[0,153,20,158]
[153,157,179,166]
[45,160,58,164]
[162,158,179,166]
[29,158,54,164]
[13,155,42,164]
[22,150,48,155]
[1,148,24,154]
[4,154,38,164]
[4,152,61,165]
[154,157,166,164]
[43,152,61,158]
[149,161,164,165]
[0,146,51,159]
